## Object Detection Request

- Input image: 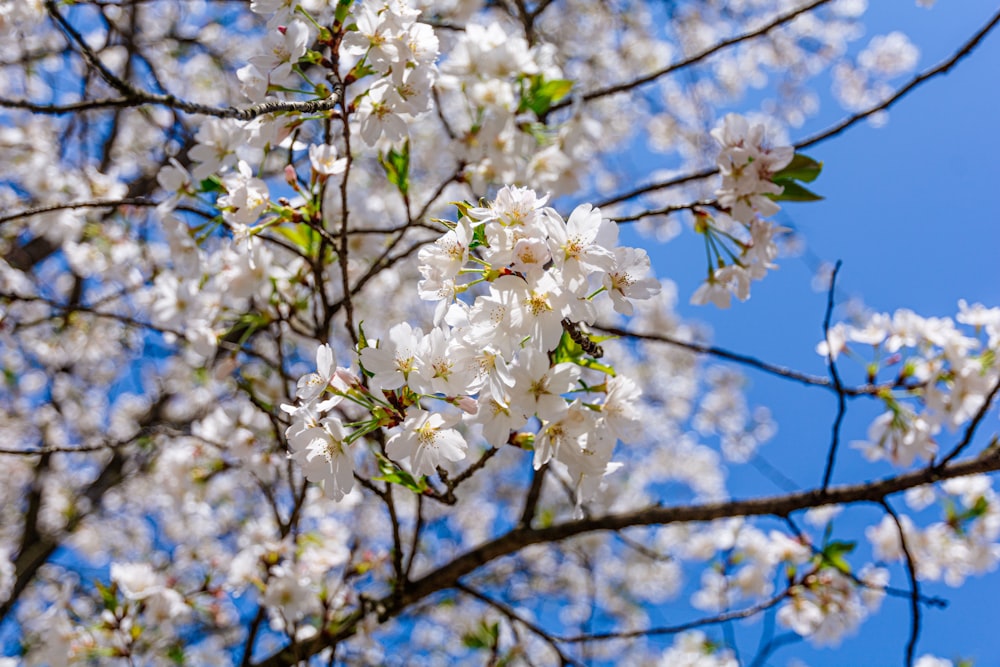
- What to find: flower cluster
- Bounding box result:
[657,630,738,667]
[691,114,795,308]
[868,475,1000,587]
[438,22,581,194]
[342,1,439,145]
[110,563,190,627]
[687,523,812,613]
[820,301,1000,467]
[236,18,313,103]
[834,31,920,118]
[777,564,888,646]
[286,186,659,506]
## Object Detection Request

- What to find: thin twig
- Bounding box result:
[882,500,921,667]
[594,7,1000,209]
[608,199,718,224]
[593,322,885,397]
[936,376,1000,467]
[796,6,1000,151]
[0,196,215,227]
[455,582,585,667]
[559,592,787,642]
[519,464,548,528]
[42,1,341,122]
[549,0,834,112]
[253,443,1000,667]
[820,261,846,490]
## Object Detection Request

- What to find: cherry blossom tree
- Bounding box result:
[0,0,998,665]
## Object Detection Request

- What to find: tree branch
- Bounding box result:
[820,260,847,489]
[254,446,1000,666]
[41,0,342,122]
[594,6,1000,209]
[593,322,891,397]
[550,0,834,112]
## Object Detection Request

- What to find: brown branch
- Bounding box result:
[519,464,548,528]
[608,199,718,224]
[882,500,920,667]
[592,323,890,397]
[559,591,787,642]
[0,96,137,115]
[455,582,584,667]
[0,396,171,623]
[796,6,1000,151]
[431,446,503,504]
[0,197,154,227]
[253,446,1000,667]
[936,376,1000,467]
[42,0,342,122]
[549,0,834,113]
[595,6,1000,209]
[820,260,847,489]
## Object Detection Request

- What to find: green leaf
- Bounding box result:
[378,140,410,196]
[95,580,119,611]
[518,75,574,116]
[357,321,370,352]
[819,539,856,573]
[967,495,990,520]
[551,330,584,364]
[452,200,473,221]
[334,0,353,25]
[468,221,488,250]
[773,153,823,183]
[372,454,426,493]
[224,311,271,348]
[551,330,615,374]
[197,175,224,194]
[771,179,824,202]
[462,620,500,650]
[273,222,316,256]
[166,644,186,666]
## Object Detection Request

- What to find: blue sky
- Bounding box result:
[635,2,1000,664]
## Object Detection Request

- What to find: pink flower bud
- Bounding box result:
[455,396,478,415]
[336,367,360,387]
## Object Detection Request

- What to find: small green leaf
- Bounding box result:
[452,200,473,221]
[273,223,316,256]
[470,222,488,249]
[462,620,500,650]
[773,153,823,183]
[819,539,856,573]
[372,454,426,493]
[771,179,824,202]
[95,580,119,611]
[378,140,410,196]
[166,644,185,666]
[357,321,370,352]
[551,330,613,373]
[198,176,224,194]
[518,75,574,116]
[551,330,584,363]
[334,0,353,25]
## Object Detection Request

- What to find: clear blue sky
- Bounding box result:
[636,2,1000,664]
